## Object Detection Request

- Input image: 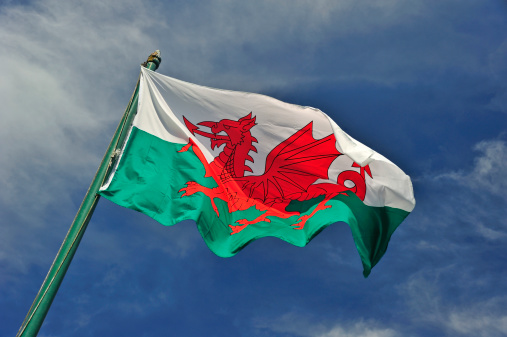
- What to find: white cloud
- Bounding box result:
[393,137,507,336]
[447,303,507,337]
[468,140,507,196]
[0,0,160,213]
[400,272,507,337]
[425,139,507,240]
[254,312,400,337]
[117,0,500,90]
[475,221,507,241]
[318,322,399,337]
[0,0,161,281]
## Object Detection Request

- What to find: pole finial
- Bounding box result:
[142,50,161,70]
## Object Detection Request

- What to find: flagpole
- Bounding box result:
[16,50,162,337]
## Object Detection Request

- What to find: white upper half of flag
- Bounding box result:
[115,67,415,212]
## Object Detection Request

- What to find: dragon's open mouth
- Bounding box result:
[183,116,229,149]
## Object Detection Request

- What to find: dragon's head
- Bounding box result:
[183,113,257,150]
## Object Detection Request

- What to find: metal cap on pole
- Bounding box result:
[17,50,162,337]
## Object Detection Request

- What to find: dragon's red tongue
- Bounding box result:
[198,121,216,128]
[183,116,229,149]
[211,137,227,150]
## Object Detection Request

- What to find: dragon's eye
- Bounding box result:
[224,125,231,130]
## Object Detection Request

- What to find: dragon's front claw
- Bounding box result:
[178,142,192,153]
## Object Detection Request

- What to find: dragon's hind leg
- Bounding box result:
[292,196,333,230]
[230,206,297,235]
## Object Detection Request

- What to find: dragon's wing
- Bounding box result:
[240,122,341,202]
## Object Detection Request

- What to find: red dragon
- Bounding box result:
[178,113,372,234]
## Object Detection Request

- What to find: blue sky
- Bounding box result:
[1,1,506,336]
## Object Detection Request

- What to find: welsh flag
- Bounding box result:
[99,68,415,277]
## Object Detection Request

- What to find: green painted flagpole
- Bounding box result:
[16,50,162,337]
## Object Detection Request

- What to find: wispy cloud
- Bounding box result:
[414,138,507,243]
[399,271,507,337]
[0,0,152,217]
[435,139,507,197]
[254,312,400,337]
[154,0,506,89]
[392,138,507,336]
[0,0,162,282]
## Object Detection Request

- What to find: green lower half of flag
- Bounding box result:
[99,127,410,277]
